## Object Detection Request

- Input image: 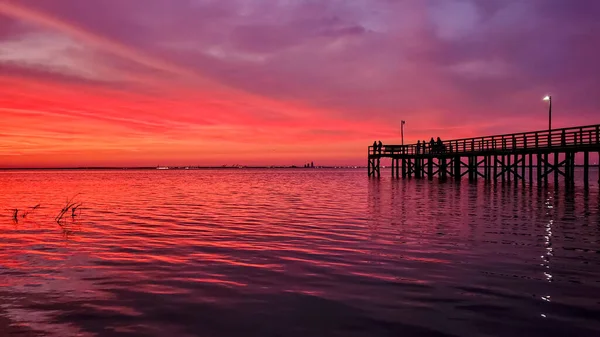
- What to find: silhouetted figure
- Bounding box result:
[373,141,377,155]
[311,161,314,168]
[436,137,445,153]
[416,140,421,154]
[378,140,383,154]
[430,137,435,153]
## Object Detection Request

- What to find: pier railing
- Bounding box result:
[369,124,600,156]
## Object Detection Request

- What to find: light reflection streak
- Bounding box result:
[540,192,554,318]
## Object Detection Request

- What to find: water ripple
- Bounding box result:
[1,169,600,336]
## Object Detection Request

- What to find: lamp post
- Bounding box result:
[401,120,405,146]
[543,95,552,131]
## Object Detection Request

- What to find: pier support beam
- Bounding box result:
[483,156,488,181]
[368,156,380,178]
[501,155,506,183]
[565,152,575,186]
[427,158,433,180]
[468,156,474,181]
[564,153,569,186]
[520,154,525,184]
[440,158,447,180]
[583,151,589,188]
[554,152,559,186]
[529,153,533,183]
[454,156,461,181]
[515,155,519,182]
[570,152,576,185]
[494,155,498,183]
[507,155,511,182]
[544,153,549,185]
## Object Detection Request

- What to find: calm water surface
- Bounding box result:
[1,169,600,336]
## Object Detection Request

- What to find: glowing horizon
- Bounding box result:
[1,1,599,167]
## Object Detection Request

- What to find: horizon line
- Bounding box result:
[0,165,367,171]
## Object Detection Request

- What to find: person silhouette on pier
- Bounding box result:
[373,141,377,155]
[378,140,383,154]
[436,137,445,153]
[416,140,421,154]
[430,137,436,153]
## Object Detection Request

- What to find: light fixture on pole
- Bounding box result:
[401,120,406,146]
[543,95,552,131]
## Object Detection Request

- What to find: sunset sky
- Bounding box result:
[1,0,599,167]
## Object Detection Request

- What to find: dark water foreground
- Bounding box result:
[1,169,599,337]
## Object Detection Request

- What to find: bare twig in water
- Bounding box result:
[21,204,42,218]
[71,203,82,218]
[55,194,81,223]
[12,209,18,223]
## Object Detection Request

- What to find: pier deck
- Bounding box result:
[368,124,600,187]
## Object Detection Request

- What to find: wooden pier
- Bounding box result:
[368,124,600,188]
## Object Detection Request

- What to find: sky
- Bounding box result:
[0,0,599,167]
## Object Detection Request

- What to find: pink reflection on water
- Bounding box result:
[0,169,599,336]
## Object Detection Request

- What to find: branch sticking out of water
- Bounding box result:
[12,209,18,223]
[55,195,81,224]
[71,203,82,218]
[21,204,41,219]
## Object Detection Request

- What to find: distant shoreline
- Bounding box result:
[0,166,366,171]
[1,165,597,171]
